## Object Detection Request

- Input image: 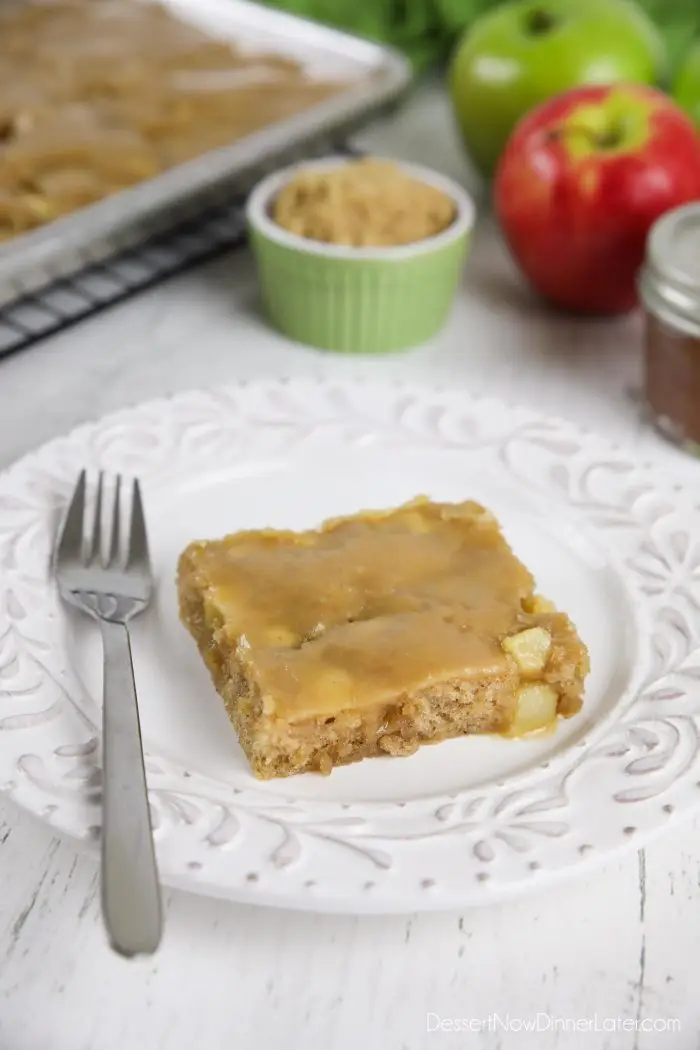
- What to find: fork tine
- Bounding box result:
[107,474,122,568]
[55,469,87,564]
[127,478,150,570]
[89,471,104,565]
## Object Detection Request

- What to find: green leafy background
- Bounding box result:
[262,0,699,74]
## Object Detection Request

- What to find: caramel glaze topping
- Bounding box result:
[184,498,556,720]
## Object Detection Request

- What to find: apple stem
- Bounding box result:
[547,124,623,151]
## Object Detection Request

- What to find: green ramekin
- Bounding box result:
[246,157,475,354]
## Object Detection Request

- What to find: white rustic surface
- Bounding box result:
[0,84,697,1050]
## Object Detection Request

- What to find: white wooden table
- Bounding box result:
[0,85,696,1050]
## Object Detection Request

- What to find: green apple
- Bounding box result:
[448,0,666,177]
[673,40,700,127]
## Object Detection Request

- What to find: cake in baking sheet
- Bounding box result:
[0,0,343,240]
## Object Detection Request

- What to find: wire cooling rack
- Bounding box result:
[0,141,360,359]
[0,191,251,358]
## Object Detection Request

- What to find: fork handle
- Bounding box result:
[99,618,162,957]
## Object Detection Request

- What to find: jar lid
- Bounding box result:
[638,202,700,338]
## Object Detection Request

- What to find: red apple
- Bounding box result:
[494,84,700,313]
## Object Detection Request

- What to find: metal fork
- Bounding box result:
[54,470,162,958]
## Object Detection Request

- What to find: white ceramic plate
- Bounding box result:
[1,380,698,913]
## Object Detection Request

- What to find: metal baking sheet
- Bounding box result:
[0,0,412,308]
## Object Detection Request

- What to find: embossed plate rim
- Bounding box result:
[0,378,697,913]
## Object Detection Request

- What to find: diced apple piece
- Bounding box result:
[502,626,552,675]
[512,684,558,735]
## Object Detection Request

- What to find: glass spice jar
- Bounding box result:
[638,202,700,455]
